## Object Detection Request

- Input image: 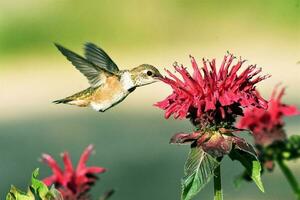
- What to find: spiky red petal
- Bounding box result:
[155,53,269,127]
[42,145,106,200]
[237,86,300,146]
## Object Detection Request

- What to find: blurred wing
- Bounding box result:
[84,42,119,73]
[55,43,113,87]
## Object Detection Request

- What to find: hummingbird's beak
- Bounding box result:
[154,72,164,81]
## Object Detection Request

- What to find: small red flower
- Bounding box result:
[155,53,269,128]
[42,145,106,200]
[237,86,300,146]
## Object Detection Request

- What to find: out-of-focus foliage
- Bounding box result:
[6,169,63,200]
[1,0,299,58]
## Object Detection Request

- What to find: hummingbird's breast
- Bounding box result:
[90,75,130,111]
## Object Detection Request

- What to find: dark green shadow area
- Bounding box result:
[0,113,299,200]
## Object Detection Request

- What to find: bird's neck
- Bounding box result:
[120,71,136,91]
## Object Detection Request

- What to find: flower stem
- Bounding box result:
[277,159,300,200]
[213,164,223,200]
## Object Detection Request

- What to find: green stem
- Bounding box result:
[277,159,300,200]
[213,164,223,200]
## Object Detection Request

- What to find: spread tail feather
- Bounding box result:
[53,98,72,104]
[53,87,96,106]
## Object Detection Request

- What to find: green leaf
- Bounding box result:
[6,186,34,200]
[181,147,220,200]
[48,186,63,200]
[30,169,51,199]
[229,149,265,192]
[6,168,63,200]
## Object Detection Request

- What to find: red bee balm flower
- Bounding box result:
[237,86,300,146]
[156,53,269,157]
[155,54,269,128]
[42,145,106,200]
[155,54,269,198]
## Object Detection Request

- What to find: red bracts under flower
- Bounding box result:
[170,129,257,157]
[155,54,269,127]
[237,86,300,146]
[42,145,106,200]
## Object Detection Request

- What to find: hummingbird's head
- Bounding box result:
[130,64,163,87]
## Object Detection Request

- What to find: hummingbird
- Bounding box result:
[53,42,162,112]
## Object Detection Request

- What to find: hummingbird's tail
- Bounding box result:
[53,87,96,106]
[53,98,72,104]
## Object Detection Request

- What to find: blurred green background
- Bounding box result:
[1,0,300,199]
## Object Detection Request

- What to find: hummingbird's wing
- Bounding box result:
[84,42,120,73]
[55,43,115,87]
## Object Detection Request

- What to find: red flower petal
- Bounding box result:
[42,145,105,199]
[43,175,56,186]
[237,86,299,146]
[62,152,74,174]
[86,166,106,174]
[155,53,269,126]
[76,144,93,172]
[42,154,64,185]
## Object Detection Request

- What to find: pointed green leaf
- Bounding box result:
[6,185,34,200]
[229,149,264,192]
[181,147,220,200]
[31,169,47,197]
[6,169,63,200]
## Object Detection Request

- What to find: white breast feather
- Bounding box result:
[90,102,110,111]
[120,71,135,91]
[90,72,133,112]
[90,92,127,112]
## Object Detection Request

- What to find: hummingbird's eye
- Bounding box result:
[146,71,153,76]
